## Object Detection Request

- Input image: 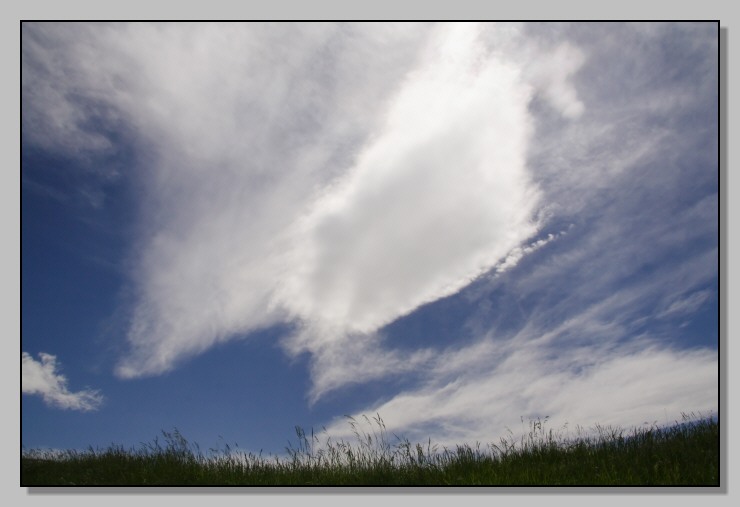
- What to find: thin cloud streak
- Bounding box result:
[22,352,103,411]
[658,290,714,319]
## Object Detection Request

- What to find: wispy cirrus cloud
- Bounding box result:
[658,290,714,320]
[22,352,103,411]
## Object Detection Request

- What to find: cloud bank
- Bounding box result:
[319,342,717,450]
[22,352,103,411]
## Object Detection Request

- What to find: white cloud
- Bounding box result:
[299,331,437,405]
[24,22,432,378]
[24,22,559,381]
[22,352,103,411]
[279,22,541,343]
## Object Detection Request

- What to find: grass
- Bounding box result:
[21,412,719,486]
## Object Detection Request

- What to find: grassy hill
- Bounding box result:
[21,413,718,486]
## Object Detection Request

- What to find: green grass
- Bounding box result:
[21,412,719,486]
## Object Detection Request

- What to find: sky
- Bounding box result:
[21,21,719,458]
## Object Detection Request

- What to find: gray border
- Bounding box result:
[12,10,731,503]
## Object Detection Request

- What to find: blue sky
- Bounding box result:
[21,21,718,457]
